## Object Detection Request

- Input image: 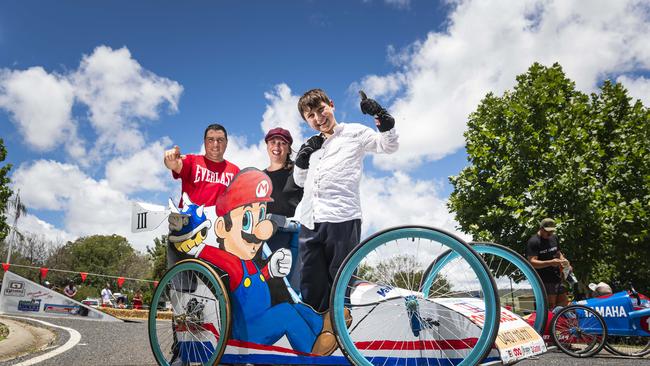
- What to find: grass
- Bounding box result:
[0,322,8,342]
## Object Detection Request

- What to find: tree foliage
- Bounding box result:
[46,234,150,290]
[358,255,450,294]
[449,62,650,292]
[0,138,12,243]
[147,235,168,281]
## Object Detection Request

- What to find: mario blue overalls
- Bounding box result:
[231,259,324,354]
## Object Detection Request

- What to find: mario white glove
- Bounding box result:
[268,248,292,278]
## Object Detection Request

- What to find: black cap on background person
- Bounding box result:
[540,218,557,232]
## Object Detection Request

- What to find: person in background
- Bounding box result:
[132,290,144,310]
[254,127,304,301]
[63,280,77,298]
[588,282,613,297]
[263,127,303,218]
[526,218,573,308]
[101,283,113,307]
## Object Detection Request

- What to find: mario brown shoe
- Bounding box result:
[311,330,338,356]
[311,308,353,356]
[322,308,353,334]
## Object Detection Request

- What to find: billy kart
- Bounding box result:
[547,287,650,358]
[136,197,546,365]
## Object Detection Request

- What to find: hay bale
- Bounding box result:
[96,307,173,320]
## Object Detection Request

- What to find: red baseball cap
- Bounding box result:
[216,168,274,216]
[264,127,293,145]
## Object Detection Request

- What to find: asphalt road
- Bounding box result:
[519,348,650,366]
[0,316,156,366]
[1,316,648,365]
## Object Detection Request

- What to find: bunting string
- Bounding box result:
[1,262,156,283]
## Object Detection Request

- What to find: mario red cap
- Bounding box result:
[216,168,274,216]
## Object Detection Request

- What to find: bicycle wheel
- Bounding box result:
[423,242,547,334]
[148,259,231,366]
[331,225,500,366]
[605,335,650,357]
[550,305,607,358]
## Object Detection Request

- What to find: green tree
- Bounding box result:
[355,255,451,294]
[46,234,150,291]
[0,138,12,243]
[449,62,650,292]
[147,235,168,281]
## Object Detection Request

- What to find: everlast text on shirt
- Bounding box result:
[194,165,234,185]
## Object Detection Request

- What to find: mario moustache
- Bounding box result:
[241,231,263,245]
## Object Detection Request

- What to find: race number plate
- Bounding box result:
[435,298,547,364]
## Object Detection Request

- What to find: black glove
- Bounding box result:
[295,135,325,169]
[360,90,395,133]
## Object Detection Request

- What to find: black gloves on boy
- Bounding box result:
[359,90,395,133]
[295,134,325,169]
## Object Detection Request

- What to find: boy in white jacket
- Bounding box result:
[294,88,399,312]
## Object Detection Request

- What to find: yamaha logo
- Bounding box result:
[256,180,270,198]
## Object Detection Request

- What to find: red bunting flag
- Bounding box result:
[117,277,125,288]
[153,281,159,288]
[1,263,9,272]
[80,272,88,282]
[40,267,49,279]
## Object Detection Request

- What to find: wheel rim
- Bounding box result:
[551,305,606,358]
[331,226,499,366]
[148,260,230,366]
[472,242,547,334]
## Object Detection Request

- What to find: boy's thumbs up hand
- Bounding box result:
[359,90,383,116]
[359,90,395,132]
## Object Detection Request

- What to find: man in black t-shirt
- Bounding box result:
[526,218,572,308]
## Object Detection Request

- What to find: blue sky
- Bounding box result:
[2,1,650,251]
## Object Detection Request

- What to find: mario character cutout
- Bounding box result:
[176,167,340,356]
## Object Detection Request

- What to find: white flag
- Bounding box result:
[131,202,171,233]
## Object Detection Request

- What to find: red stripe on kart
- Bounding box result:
[355,338,480,350]
[178,324,482,353]
[227,339,314,356]
[176,325,313,356]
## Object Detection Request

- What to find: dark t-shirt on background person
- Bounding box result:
[255,167,303,305]
[264,168,304,217]
[526,234,562,283]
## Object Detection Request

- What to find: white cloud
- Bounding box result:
[617,75,650,106]
[11,160,158,251]
[72,46,183,161]
[226,83,307,170]
[360,172,470,241]
[220,135,268,171]
[358,0,650,169]
[0,67,76,152]
[12,213,75,245]
[349,73,407,101]
[260,83,306,145]
[105,137,173,194]
[0,45,183,166]
[11,160,88,211]
[1,46,184,253]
